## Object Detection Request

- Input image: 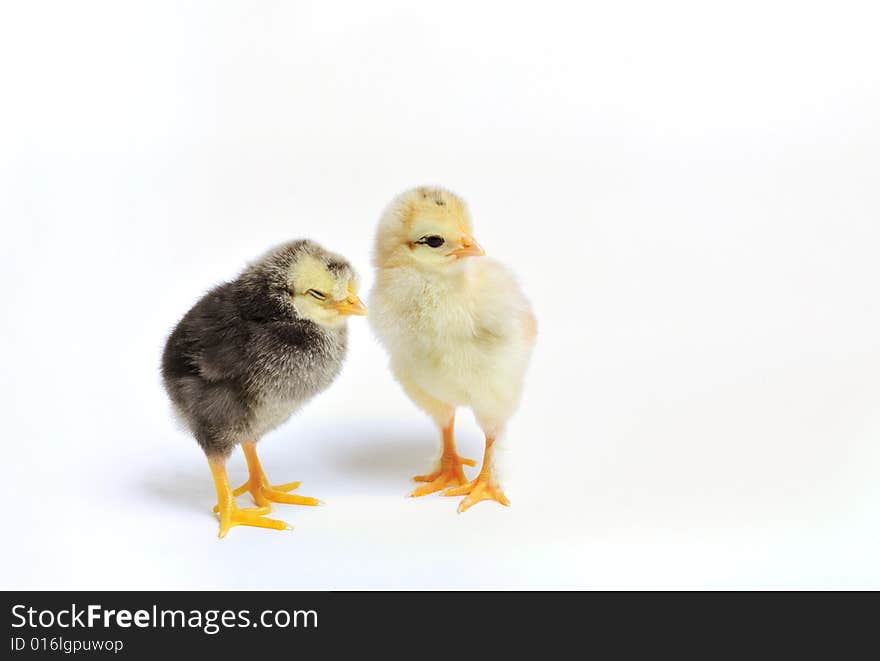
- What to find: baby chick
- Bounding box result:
[162,240,367,537]
[369,187,536,512]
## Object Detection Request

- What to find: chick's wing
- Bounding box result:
[176,284,253,383]
[465,259,536,345]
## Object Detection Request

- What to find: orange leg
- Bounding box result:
[235,442,321,508]
[209,458,292,538]
[410,414,476,497]
[444,435,509,512]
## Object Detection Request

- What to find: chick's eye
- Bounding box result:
[307,289,327,301]
[418,235,445,248]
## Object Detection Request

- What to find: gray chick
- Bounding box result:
[162,239,367,537]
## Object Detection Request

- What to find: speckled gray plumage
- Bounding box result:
[161,240,353,459]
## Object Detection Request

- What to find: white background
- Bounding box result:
[1,1,879,589]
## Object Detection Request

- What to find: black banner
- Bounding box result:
[2,592,876,657]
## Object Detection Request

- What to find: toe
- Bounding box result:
[443,481,474,497]
[457,494,479,513]
[241,505,272,515]
[266,490,320,507]
[271,481,302,493]
[234,510,292,531]
[453,480,509,512]
[409,480,448,497]
[231,482,250,497]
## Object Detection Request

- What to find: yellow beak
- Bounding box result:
[448,235,486,259]
[332,294,368,316]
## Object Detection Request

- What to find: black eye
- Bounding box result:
[307,289,327,300]
[418,235,445,248]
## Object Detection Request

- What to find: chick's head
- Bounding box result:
[254,240,367,328]
[373,186,485,271]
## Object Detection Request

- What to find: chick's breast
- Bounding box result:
[370,258,535,422]
[242,319,347,437]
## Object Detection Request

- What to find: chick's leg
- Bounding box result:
[395,372,475,496]
[235,441,320,507]
[209,458,292,538]
[410,414,476,497]
[444,435,509,512]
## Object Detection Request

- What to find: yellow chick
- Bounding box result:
[369,186,536,512]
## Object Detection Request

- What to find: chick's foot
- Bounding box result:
[239,477,321,508]
[209,459,293,537]
[228,442,322,508]
[410,454,476,497]
[213,479,319,513]
[215,502,293,538]
[444,475,510,513]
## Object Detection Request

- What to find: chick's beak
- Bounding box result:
[332,294,368,316]
[448,235,486,259]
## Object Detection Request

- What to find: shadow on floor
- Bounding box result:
[325,430,435,481]
[139,421,437,512]
[140,466,212,515]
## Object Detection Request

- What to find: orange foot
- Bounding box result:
[238,477,321,508]
[216,502,293,538]
[215,479,320,513]
[444,476,510,513]
[409,454,476,497]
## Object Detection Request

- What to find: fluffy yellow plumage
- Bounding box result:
[369,186,536,512]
